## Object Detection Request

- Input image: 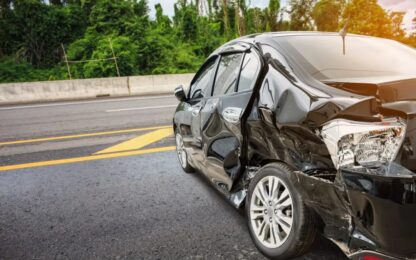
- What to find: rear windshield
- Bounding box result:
[273,35,416,80]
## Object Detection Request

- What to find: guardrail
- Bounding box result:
[0,73,195,105]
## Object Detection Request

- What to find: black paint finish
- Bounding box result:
[173,32,416,259]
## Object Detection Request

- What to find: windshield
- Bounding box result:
[273,35,416,80]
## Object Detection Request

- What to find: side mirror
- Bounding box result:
[174,85,187,102]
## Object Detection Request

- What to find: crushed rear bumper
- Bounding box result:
[340,163,416,259]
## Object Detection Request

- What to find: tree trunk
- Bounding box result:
[235,0,246,36]
[221,0,230,38]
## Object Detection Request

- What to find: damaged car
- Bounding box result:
[172,32,416,260]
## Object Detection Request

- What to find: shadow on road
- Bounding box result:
[188,168,348,260]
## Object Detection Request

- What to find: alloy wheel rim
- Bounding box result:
[250,176,294,248]
[175,133,187,168]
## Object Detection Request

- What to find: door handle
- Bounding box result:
[222,107,243,123]
[191,106,202,116]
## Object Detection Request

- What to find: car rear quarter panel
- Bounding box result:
[244,63,416,257]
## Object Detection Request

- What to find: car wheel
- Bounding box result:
[175,131,194,173]
[246,163,317,259]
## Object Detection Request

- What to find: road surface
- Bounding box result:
[0,95,347,259]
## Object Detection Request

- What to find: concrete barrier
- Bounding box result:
[129,73,194,95]
[0,73,195,105]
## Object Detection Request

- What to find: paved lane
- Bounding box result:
[0,94,177,165]
[0,95,347,259]
[0,95,177,141]
[0,152,345,259]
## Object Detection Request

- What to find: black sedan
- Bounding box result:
[172,32,416,260]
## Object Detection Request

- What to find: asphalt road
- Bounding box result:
[0,95,347,259]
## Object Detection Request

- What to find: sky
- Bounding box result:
[147,0,416,32]
[379,0,416,32]
[147,0,287,17]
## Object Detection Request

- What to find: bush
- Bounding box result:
[0,57,66,83]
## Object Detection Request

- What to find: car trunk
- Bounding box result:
[322,76,416,172]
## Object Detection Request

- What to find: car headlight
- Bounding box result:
[321,118,406,169]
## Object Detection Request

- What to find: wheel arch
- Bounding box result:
[244,160,326,232]
[245,160,318,258]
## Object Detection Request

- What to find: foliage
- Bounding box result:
[0,57,65,83]
[287,0,315,31]
[0,0,414,83]
[342,0,396,38]
[312,0,344,32]
[390,11,406,41]
[65,0,148,78]
[266,0,280,31]
[4,0,86,67]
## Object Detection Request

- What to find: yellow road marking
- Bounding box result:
[0,146,176,171]
[95,128,174,154]
[0,125,171,146]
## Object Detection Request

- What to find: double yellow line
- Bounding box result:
[0,147,175,171]
[0,125,175,171]
[0,125,171,146]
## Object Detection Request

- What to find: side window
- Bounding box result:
[190,58,217,99]
[213,53,244,96]
[238,51,261,92]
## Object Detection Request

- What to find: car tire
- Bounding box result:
[175,130,194,173]
[246,163,317,259]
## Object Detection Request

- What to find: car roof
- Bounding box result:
[246,31,370,41]
[212,31,378,55]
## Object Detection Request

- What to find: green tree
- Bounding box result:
[266,0,280,31]
[234,0,246,36]
[389,11,406,41]
[88,0,147,36]
[0,0,12,57]
[66,0,149,78]
[174,1,198,40]
[342,0,394,38]
[288,0,316,31]
[2,0,415,84]
[246,7,266,33]
[83,36,139,78]
[4,0,86,67]
[312,0,344,32]
[221,0,231,37]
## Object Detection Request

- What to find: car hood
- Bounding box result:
[322,76,416,171]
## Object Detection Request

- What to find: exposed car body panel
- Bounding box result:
[247,62,381,172]
[173,32,416,259]
[289,170,352,244]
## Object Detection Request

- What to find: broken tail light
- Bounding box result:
[321,118,406,169]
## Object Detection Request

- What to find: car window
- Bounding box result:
[190,58,217,99]
[273,35,416,80]
[238,51,261,92]
[213,53,244,96]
